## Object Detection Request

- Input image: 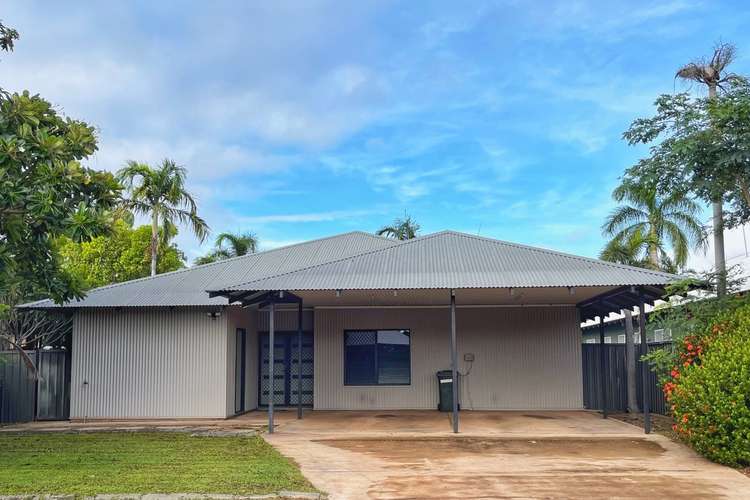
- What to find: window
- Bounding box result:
[617,334,626,343]
[344,330,411,385]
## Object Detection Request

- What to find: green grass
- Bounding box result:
[0,431,316,496]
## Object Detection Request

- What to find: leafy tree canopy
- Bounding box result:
[57,219,186,290]
[622,80,750,229]
[0,91,121,312]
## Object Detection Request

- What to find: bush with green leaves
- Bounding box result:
[666,303,750,466]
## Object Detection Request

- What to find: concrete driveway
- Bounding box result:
[264,410,750,499]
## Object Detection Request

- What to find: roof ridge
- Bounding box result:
[33,231,389,302]
[441,230,678,279]
[213,232,447,291]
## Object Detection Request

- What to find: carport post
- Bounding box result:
[450,289,459,433]
[268,299,275,433]
[297,299,303,420]
[598,308,607,419]
[637,292,651,434]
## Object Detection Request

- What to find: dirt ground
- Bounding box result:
[263,410,750,499]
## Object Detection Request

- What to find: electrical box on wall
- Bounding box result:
[463,353,475,362]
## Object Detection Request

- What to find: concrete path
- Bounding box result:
[263,410,750,499]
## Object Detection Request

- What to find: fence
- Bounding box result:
[0,350,70,424]
[582,342,671,415]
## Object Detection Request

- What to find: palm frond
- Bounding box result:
[602,206,647,236]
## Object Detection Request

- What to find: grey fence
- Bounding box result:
[582,342,671,415]
[0,350,70,423]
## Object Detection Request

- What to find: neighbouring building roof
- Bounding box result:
[214,231,679,293]
[20,231,398,309]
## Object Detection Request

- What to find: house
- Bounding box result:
[21,230,677,431]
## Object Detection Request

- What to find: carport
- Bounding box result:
[209,231,677,434]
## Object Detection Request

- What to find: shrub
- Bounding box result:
[667,304,750,466]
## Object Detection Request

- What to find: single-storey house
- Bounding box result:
[22,230,676,432]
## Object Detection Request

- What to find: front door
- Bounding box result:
[259,331,313,407]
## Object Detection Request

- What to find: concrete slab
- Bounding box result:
[263,410,750,499]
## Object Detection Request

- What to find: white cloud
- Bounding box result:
[550,125,608,154]
[237,209,382,225]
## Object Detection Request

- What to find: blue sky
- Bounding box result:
[4,1,750,265]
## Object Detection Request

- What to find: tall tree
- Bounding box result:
[0,91,120,309]
[674,43,740,295]
[602,182,704,271]
[195,231,258,265]
[377,214,421,240]
[118,159,209,276]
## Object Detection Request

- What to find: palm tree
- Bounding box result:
[195,231,258,265]
[676,43,741,295]
[602,182,705,271]
[599,229,651,268]
[118,159,209,276]
[377,214,421,240]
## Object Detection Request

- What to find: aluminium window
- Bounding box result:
[344,329,411,385]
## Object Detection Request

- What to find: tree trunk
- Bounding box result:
[648,226,659,269]
[708,82,727,296]
[713,201,727,295]
[150,211,159,277]
[623,309,639,413]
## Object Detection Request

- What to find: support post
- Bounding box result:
[297,299,303,420]
[598,309,607,419]
[637,292,651,434]
[450,289,459,434]
[268,299,275,433]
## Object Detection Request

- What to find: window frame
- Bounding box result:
[343,329,412,386]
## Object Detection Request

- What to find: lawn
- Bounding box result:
[0,431,316,496]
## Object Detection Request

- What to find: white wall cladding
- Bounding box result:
[71,308,229,419]
[314,307,582,410]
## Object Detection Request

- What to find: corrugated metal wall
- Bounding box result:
[314,306,583,410]
[72,308,229,419]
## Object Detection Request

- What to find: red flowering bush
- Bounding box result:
[665,305,750,466]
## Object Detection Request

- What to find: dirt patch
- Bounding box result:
[369,473,723,499]
[610,412,682,442]
[315,437,665,462]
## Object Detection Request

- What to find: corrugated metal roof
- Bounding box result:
[21,232,398,309]
[216,231,679,292]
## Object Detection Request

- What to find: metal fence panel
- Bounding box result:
[35,350,70,420]
[0,350,70,423]
[582,342,670,415]
[0,351,36,423]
